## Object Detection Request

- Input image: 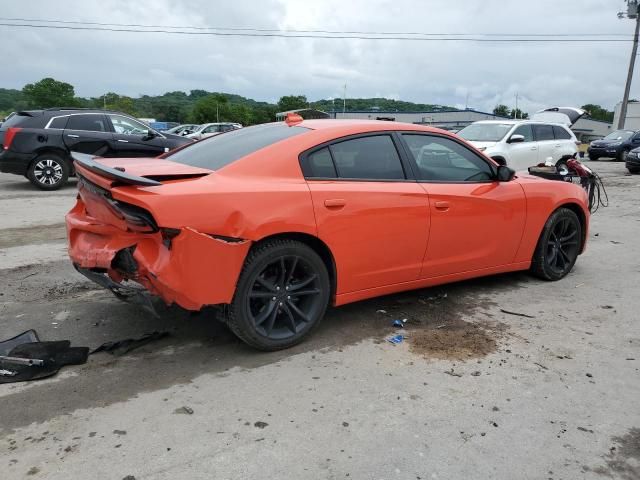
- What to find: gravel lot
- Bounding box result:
[0,161,639,480]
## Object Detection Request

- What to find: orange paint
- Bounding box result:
[66,120,590,312]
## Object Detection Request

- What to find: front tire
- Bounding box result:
[227,239,330,351]
[618,149,629,162]
[531,208,582,281]
[27,153,70,190]
[628,167,640,174]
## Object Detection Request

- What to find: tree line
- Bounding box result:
[492,103,615,123]
[0,78,452,125]
[0,77,617,125]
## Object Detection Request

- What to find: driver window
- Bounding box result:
[108,114,149,135]
[511,124,533,142]
[402,134,494,182]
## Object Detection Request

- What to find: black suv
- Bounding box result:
[587,129,639,162]
[0,108,193,189]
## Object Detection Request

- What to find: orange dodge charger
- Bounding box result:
[66,118,590,350]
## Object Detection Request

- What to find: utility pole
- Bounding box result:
[343,84,347,115]
[618,0,640,129]
[514,93,519,119]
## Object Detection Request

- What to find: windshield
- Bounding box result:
[457,123,514,142]
[603,130,634,141]
[166,123,309,170]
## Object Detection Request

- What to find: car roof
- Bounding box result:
[298,118,447,133]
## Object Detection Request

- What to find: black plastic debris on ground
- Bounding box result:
[90,331,169,356]
[0,330,89,384]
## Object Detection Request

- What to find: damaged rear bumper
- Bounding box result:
[66,200,251,311]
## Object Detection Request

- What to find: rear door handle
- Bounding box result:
[434,201,450,210]
[530,146,538,150]
[117,139,129,143]
[324,199,346,208]
[67,134,79,138]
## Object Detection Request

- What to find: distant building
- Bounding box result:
[571,117,613,143]
[613,101,640,130]
[331,109,510,131]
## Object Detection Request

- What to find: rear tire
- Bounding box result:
[531,208,582,281]
[628,167,640,174]
[27,153,70,190]
[227,239,330,351]
[589,155,599,161]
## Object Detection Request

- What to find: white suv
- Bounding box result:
[457,120,580,172]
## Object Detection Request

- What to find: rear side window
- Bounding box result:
[533,124,554,141]
[329,135,405,180]
[307,147,337,178]
[166,123,309,170]
[66,115,108,132]
[2,113,33,128]
[48,116,68,129]
[553,126,572,140]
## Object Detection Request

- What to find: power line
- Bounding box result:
[0,16,632,38]
[0,22,631,42]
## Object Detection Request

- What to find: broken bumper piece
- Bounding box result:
[74,266,158,317]
[66,200,251,311]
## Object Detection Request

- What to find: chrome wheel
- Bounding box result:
[33,158,64,186]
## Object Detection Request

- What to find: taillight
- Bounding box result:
[3,127,22,150]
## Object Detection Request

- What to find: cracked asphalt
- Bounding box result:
[0,161,639,480]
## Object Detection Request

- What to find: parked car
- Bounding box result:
[457,120,580,171]
[625,147,640,173]
[587,129,638,161]
[165,124,201,136]
[185,122,242,140]
[0,108,193,190]
[67,118,590,351]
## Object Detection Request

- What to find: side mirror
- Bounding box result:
[508,134,525,143]
[497,165,516,182]
[142,129,157,141]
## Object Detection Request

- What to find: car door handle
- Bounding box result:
[555,144,561,147]
[66,134,79,138]
[117,139,129,143]
[324,199,346,208]
[530,146,538,150]
[434,201,450,211]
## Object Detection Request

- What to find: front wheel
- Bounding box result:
[27,153,70,190]
[227,239,330,351]
[530,208,582,281]
[618,149,629,162]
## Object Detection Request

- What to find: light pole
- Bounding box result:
[618,0,640,129]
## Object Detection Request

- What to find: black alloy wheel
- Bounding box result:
[531,208,582,281]
[228,240,330,350]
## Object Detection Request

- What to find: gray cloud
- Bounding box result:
[1,0,634,112]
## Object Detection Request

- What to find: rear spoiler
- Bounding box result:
[72,153,161,187]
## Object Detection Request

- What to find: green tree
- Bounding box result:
[581,104,614,122]
[22,78,76,108]
[493,104,510,117]
[510,108,529,119]
[277,95,308,112]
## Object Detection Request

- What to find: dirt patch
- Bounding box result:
[0,223,67,249]
[588,428,640,479]
[44,282,102,300]
[408,318,506,360]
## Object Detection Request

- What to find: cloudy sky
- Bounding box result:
[1,0,635,113]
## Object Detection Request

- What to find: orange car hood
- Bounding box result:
[95,157,213,177]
